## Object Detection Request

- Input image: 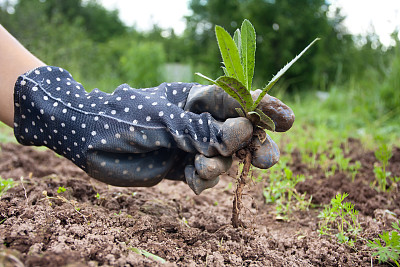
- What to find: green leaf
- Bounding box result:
[195,74,253,112]
[252,38,320,110]
[0,176,15,198]
[215,25,245,85]
[233,29,241,58]
[392,221,400,232]
[255,108,275,131]
[57,186,66,194]
[240,19,256,91]
[214,76,253,112]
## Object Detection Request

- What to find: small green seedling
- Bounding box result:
[263,163,311,220]
[367,220,400,266]
[349,161,362,182]
[0,176,15,198]
[57,186,67,194]
[181,217,190,228]
[196,19,318,227]
[114,210,122,216]
[373,143,393,192]
[318,192,362,246]
[331,147,361,182]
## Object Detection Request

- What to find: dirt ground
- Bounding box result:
[0,139,399,266]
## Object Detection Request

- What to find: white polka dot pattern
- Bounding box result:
[13,66,232,188]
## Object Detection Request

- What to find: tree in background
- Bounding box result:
[16,0,126,42]
[0,0,398,97]
[0,0,167,90]
[183,0,243,81]
[119,41,167,88]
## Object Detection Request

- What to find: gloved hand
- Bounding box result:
[14,66,294,194]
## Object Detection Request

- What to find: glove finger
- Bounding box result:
[194,154,232,180]
[215,117,253,156]
[185,165,220,195]
[168,115,253,158]
[185,85,295,132]
[185,85,240,120]
[251,90,295,132]
[86,148,178,187]
[251,133,280,169]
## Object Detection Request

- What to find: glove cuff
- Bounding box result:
[13,66,89,171]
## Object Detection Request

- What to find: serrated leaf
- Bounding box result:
[241,19,256,91]
[215,26,245,85]
[392,221,400,232]
[252,38,320,110]
[214,76,253,112]
[233,29,241,58]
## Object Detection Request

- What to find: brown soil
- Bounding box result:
[0,139,399,266]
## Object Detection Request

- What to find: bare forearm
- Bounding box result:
[0,25,45,127]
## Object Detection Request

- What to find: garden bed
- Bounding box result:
[0,140,399,266]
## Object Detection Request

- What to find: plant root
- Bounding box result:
[231,127,266,228]
[231,148,252,228]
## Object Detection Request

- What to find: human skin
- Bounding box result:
[0,24,45,127]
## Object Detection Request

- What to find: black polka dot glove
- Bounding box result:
[13,66,294,194]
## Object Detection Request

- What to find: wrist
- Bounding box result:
[0,25,45,127]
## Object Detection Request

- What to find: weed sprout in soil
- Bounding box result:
[196,19,318,228]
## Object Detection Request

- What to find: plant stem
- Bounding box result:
[231,148,252,228]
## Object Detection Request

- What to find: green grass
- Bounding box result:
[0,122,16,144]
[261,160,311,220]
[0,176,15,198]
[260,71,400,217]
[268,74,400,168]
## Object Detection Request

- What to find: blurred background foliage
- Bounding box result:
[0,0,399,140]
